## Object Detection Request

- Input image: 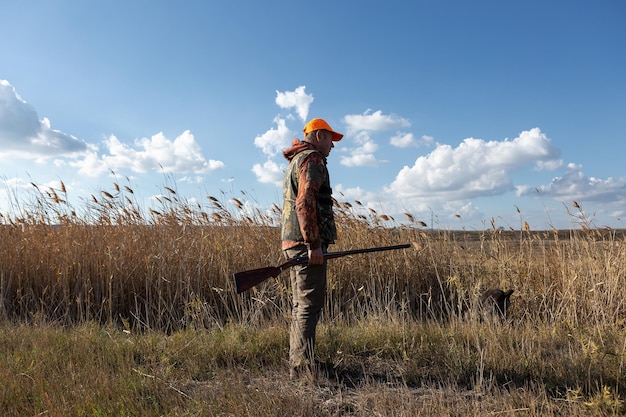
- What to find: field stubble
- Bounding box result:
[1,181,626,415]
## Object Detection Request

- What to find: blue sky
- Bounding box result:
[1,0,625,230]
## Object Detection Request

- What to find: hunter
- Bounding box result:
[281,118,343,380]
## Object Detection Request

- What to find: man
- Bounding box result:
[281,118,343,379]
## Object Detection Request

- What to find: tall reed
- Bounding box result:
[1,180,625,335]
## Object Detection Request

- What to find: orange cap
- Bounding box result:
[303,118,343,142]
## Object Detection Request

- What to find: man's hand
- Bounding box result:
[308,247,324,265]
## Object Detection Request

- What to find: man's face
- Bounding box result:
[317,130,335,157]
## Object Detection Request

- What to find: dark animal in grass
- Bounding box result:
[479,288,514,319]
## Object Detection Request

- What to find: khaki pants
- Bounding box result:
[284,245,327,370]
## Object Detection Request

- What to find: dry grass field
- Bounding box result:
[1,180,626,416]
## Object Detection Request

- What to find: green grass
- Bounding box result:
[2,321,624,416]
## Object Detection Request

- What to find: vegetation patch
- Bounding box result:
[1,180,625,415]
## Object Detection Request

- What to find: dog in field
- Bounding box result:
[479,288,514,319]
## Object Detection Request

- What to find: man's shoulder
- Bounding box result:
[295,149,324,164]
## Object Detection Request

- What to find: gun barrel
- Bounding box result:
[233,243,411,293]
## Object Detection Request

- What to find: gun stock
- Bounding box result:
[233,243,410,294]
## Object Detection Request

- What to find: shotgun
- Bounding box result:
[233,243,411,294]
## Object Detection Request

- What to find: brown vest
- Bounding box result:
[281,149,337,245]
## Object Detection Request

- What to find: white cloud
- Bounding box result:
[535,159,563,171]
[390,132,416,148]
[390,132,435,148]
[252,159,283,185]
[386,128,561,201]
[339,131,386,167]
[339,110,411,167]
[340,152,380,167]
[253,117,292,157]
[333,184,377,202]
[389,132,435,148]
[529,163,626,203]
[179,175,204,184]
[0,80,88,158]
[343,109,410,135]
[275,86,314,122]
[251,87,313,189]
[1,81,224,183]
[71,131,224,177]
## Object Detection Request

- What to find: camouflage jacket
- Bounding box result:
[281,139,337,250]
